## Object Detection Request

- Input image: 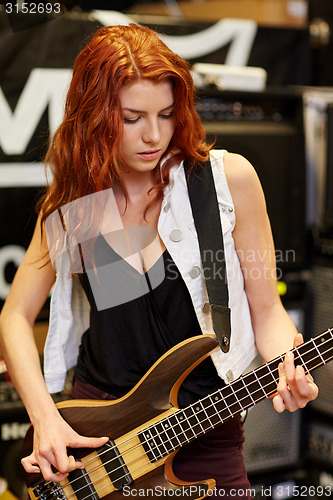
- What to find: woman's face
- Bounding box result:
[119,79,176,176]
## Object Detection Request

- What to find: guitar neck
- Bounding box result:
[139,328,333,462]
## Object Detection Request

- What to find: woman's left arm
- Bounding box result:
[224,152,318,413]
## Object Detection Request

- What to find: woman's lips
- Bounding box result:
[137,149,161,160]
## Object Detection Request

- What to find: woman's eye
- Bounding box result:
[124,113,173,123]
[124,117,140,124]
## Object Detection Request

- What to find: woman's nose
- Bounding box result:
[143,118,160,144]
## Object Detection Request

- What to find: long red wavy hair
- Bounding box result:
[39,23,212,231]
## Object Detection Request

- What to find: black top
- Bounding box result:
[75,235,224,407]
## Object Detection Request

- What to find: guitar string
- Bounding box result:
[80,331,331,468]
[40,349,333,500]
[44,336,329,500]
[64,346,333,500]
[36,337,333,500]
[71,331,332,472]
[35,335,333,500]
[34,333,333,500]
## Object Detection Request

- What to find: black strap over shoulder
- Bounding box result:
[184,158,231,353]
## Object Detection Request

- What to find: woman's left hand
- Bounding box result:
[273,333,319,413]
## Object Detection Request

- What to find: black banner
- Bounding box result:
[0,9,313,308]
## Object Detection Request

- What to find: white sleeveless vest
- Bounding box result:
[43,149,257,393]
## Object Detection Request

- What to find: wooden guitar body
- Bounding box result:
[23,334,219,500]
[23,328,333,500]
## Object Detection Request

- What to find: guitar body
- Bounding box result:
[23,334,219,500]
[24,327,333,500]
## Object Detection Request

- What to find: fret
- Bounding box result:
[217,387,234,418]
[294,347,309,373]
[174,411,197,442]
[229,383,244,413]
[311,337,325,365]
[222,384,243,417]
[191,402,206,434]
[253,370,268,399]
[241,372,263,404]
[197,400,214,432]
[328,328,333,343]
[266,362,279,385]
[312,331,333,364]
[181,406,202,436]
[241,376,256,407]
[205,389,230,422]
[296,343,320,372]
[139,428,161,462]
[150,421,177,455]
[142,412,201,464]
[254,362,280,397]
[166,413,191,446]
[230,379,254,411]
[325,329,333,363]
[206,394,225,426]
[163,415,183,449]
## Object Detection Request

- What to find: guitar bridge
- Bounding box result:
[29,440,133,500]
[31,481,66,500]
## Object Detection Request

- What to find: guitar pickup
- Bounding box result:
[98,440,133,491]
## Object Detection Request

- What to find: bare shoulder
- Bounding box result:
[223,151,266,209]
[223,151,260,191]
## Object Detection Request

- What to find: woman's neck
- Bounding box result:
[111,173,161,229]
[118,168,157,199]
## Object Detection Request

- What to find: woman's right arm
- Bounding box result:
[0,217,108,482]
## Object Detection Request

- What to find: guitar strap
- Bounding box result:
[184,158,231,353]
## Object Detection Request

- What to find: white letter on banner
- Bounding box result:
[159,18,257,65]
[0,68,72,155]
[91,11,257,66]
[0,245,25,300]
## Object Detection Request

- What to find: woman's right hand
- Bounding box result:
[22,411,109,482]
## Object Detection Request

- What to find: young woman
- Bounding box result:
[0,24,317,498]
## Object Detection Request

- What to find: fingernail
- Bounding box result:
[279,363,285,374]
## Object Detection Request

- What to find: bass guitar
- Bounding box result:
[23,329,333,500]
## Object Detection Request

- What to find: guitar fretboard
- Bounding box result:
[139,329,333,462]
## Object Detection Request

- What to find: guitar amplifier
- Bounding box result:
[243,399,302,474]
[243,302,305,475]
[308,262,333,417]
[306,418,333,469]
[196,88,307,274]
